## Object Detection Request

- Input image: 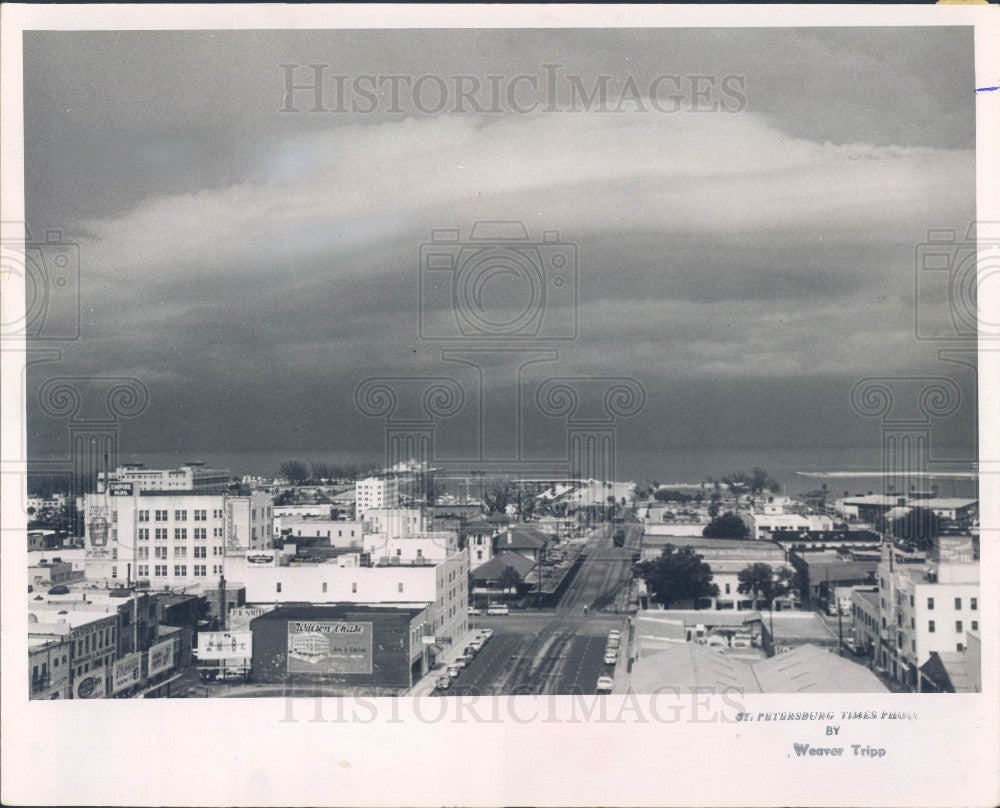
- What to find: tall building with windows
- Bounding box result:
[355,476,399,520]
[875,540,980,691]
[82,488,273,587]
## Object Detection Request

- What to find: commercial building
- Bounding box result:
[82,488,273,587]
[787,550,879,607]
[276,516,364,547]
[851,587,881,653]
[29,636,72,699]
[744,512,835,540]
[248,604,434,692]
[355,476,399,520]
[363,507,425,537]
[876,542,980,691]
[639,534,792,610]
[98,462,230,493]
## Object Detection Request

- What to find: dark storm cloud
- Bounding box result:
[23,27,977,458]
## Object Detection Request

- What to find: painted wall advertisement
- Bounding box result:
[73,668,107,699]
[112,652,142,694]
[228,606,272,632]
[147,638,175,677]
[286,621,373,675]
[196,631,252,661]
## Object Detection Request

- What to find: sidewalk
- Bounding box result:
[409,626,483,696]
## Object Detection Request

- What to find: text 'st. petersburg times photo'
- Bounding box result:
[1,4,998,807]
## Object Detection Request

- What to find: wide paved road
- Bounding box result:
[449,522,641,696]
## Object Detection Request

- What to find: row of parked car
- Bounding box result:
[435,628,494,691]
[596,628,623,693]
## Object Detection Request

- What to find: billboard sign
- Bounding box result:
[286,621,373,675]
[108,482,134,496]
[229,606,272,632]
[196,631,252,661]
[147,639,175,677]
[246,553,275,566]
[112,652,142,693]
[74,668,107,699]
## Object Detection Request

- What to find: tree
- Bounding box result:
[635,545,719,608]
[702,511,750,540]
[484,483,512,515]
[495,565,522,593]
[882,506,941,551]
[279,460,310,484]
[310,462,332,482]
[750,466,782,495]
[737,562,775,608]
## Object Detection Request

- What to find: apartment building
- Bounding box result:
[355,476,399,520]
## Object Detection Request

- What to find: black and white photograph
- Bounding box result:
[2,4,998,807]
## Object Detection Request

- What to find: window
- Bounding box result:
[155,510,168,521]
[174,565,187,577]
[957,643,964,652]
[194,546,206,558]
[352,583,357,593]
[193,565,206,577]
[927,597,934,610]
[725,583,731,595]
[155,528,168,541]
[194,510,207,522]
[137,547,148,560]
[154,565,167,577]
[138,528,149,541]
[138,510,150,522]
[213,546,222,556]
[909,595,914,607]
[174,546,187,558]
[322,582,328,593]
[398,582,404,593]
[212,565,222,575]
[213,509,223,519]
[154,546,167,560]
[276,582,282,593]
[194,528,207,540]
[971,598,977,611]
[137,565,149,577]
[174,510,187,521]
[174,528,187,541]
[476,550,483,561]
[955,597,962,610]
[910,617,914,629]
[972,621,978,631]
[111,566,118,578]
[213,528,223,538]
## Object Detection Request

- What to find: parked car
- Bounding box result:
[47,585,70,595]
[487,603,509,616]
[463,646,477,659]
[608,629,621,640]
[606,636,620,650]
[468,638,484,651]
[468,606,482,616]
[596,675,614,693]
[454,654,470,668]
[479,629,494,640]
[604,650,618,665]
[435,676,452,691]
[447,664,461,678]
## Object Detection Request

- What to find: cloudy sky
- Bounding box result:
[24,27,978,474]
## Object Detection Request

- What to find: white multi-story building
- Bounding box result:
[876,551,980,691]
[276,517,365,547]
[355,476,399,520]
[231,547,469,646]
[97,463,230,493]
[82,488,273,587]
[363,507,425,537]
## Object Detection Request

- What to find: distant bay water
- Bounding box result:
[31,444,975,499]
